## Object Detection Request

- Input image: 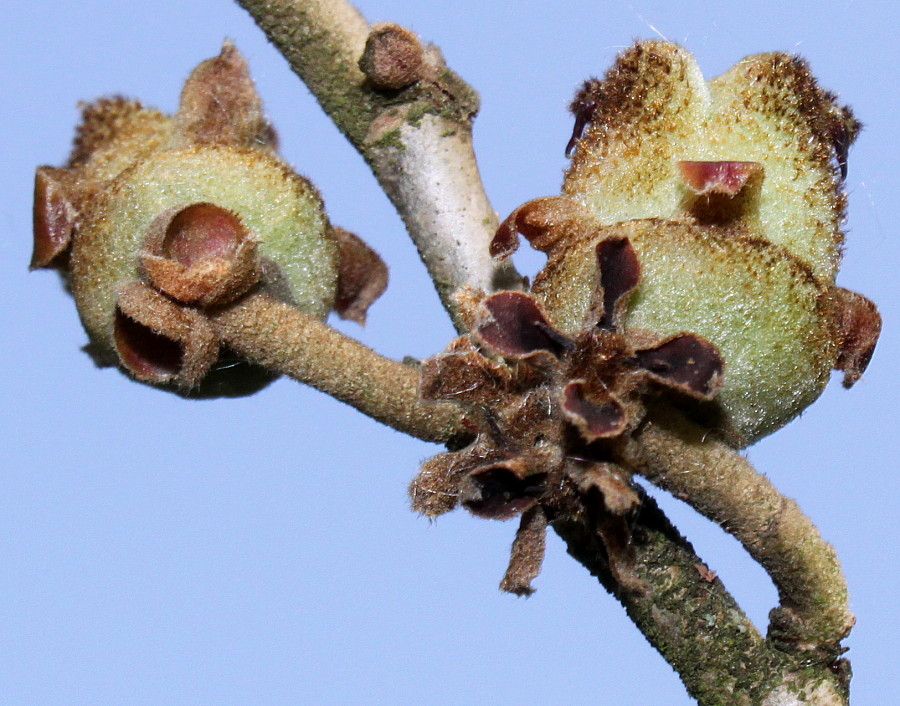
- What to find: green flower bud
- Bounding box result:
[497,41,880,446]
[32,43,386,396]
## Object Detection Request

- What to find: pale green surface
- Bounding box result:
[625,227,834,444]
[71,145,338,353]
[565,43,843,283]
[534,221,836,445]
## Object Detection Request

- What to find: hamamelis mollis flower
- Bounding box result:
[32,43,387,396]
[411,237,723,594]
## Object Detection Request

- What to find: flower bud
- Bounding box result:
[500,42,879,446]
[32,44,387,396]
[359,23,425,91]
[68,144,338,350]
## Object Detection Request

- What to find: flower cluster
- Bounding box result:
[411,233,723,593]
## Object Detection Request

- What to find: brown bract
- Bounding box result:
[832,287,882,388]
[331,226,389,324]
[410,233,723,594]
[31,167,77,269]
[114,281,219,388]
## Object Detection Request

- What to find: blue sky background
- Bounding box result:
[2,1,897,703]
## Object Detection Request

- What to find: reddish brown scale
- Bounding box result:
[595,236,642,330]
[476,291,574,358]
[113,310,185,379]
[463,464,547,520]
[561,381,627,440]
[31,168,76,269]
[566,79,601,156]
[162,203,246,267]
[833,287,882,387]
[631,334,724,399]
[678,161,762,196]
[828,105,861,180]
[331,226,389,325]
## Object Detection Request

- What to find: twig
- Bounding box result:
[228,2,852,702]
[210,291,467,443]
[551,488,847,705]
[236,0,522,328]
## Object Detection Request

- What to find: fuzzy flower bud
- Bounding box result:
[497,41,880,446]
[32,43,387,396]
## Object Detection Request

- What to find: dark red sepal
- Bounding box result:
[462,461,546,520]
[594,236,641,331]
[561,380,627,441]
[632,333,724,399]
[475,292,573,359]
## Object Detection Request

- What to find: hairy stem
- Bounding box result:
[619,410,853,659]
[236,0,522,327]
[210,292,467,443]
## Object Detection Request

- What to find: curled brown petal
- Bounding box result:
[678,160,762,196]
[113,280,218,388]
[490,210,522,260]
[561,380,627,441]
[832,286,881,388]
[828,106,861,181]
[571,463,640,516]
[575,463,643,591]
[141,203,260,306]
[331,226,388,325]
[31,167,77,269]
[632,333,724,399]
[491,197,596,259]
[462,459,546,520]
[594,236,641,331]
[499,506,548,596]
[409,451,464,518]
[566,79,600,156]
[475,291,573,359]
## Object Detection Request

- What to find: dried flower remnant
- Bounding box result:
[411,235,723,594]
[32,43,386,395]
[494,41,880,446]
